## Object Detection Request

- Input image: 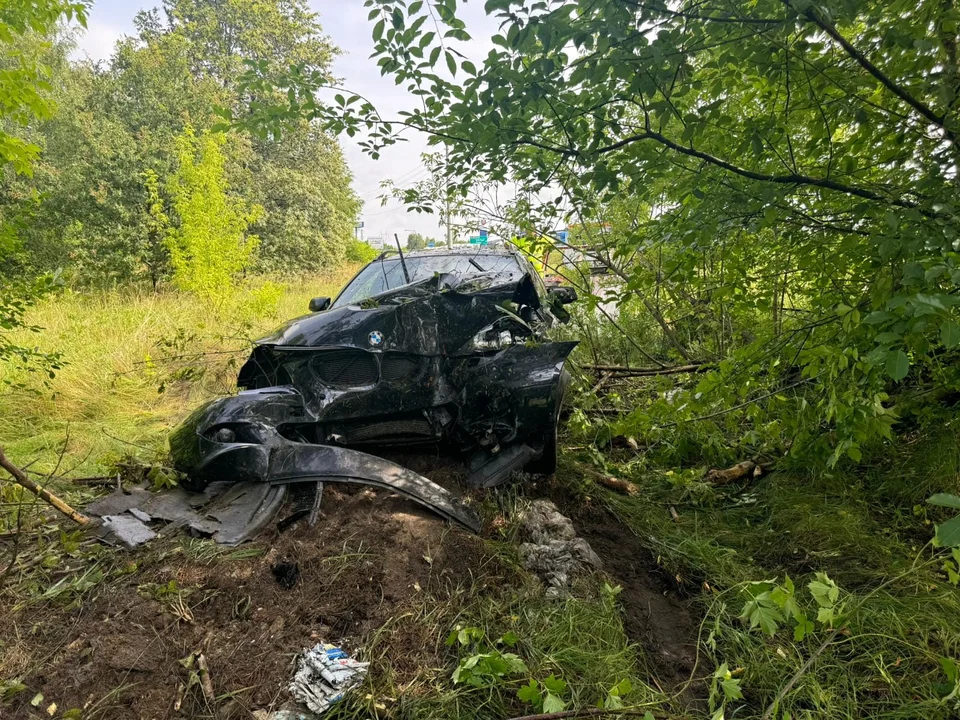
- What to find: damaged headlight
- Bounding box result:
[469,322,528,352]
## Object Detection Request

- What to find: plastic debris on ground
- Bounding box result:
[289,643,369,716]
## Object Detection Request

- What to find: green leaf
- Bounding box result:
[936,515,960,547]
[808,574,839,607]
[543,674,567,694]
[929,494,960,510]
[409,0,424,13]
[942,320,960,348]
[543,692,566,713]
[499,630,519,646]
[741,598,783,635]
[793,618,814,641]
[885,349,909,381]
[445,50,457,76]
[373,18,385,40]
[517,680,541,706]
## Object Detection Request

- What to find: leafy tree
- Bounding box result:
[233,0,960,461]
[0,0,358,285]
[407,232,427,250]
[165,126,261,304]
[346,238,378,263]
[0,0,88,379]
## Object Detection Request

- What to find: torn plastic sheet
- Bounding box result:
[289,644,369,716]
[87,482,289,547]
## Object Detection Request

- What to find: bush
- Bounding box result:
[345,239,378,264]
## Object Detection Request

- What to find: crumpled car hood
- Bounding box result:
[254,273,541,356]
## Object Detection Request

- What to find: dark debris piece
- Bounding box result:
[271,560,300,589]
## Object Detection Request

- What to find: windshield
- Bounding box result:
[333,254,524,307]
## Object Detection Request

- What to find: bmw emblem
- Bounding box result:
[368,330,384,347]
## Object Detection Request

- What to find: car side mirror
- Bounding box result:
[309,297,331,312]
[548,286,578,304]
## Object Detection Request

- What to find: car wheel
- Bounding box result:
[524,371,568,476]
[524,420,558,475]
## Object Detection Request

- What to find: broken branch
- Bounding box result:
[0,447,90,526]
[196,652,215,704]
[584,363,708,376]
[595,475,639,495]
[704,460,764,485]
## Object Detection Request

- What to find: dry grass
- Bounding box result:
[0,268,359,484]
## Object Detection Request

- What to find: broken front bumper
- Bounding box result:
[168,387,481,534]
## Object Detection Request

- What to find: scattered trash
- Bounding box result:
[289,644,369,716]
[100,514,156,548]
[272,560,300,589]
[517,500,601,595]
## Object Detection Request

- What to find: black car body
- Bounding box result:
[169,247,578,520]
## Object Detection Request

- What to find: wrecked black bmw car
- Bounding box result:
[165,247,578,539]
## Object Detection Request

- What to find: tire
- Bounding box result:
[524,368,569,475]
[524,419,558,475]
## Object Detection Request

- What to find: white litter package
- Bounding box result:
[289,643,369,715]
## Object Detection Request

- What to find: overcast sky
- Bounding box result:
[72,1,500,245]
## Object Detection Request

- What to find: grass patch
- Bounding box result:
[338,576,667,720]
[0,269,357,497]
[559,426,960,719]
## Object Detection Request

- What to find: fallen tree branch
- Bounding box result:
[590,371,613,395]
[704,460,765,485]
[595,475,640,495]
[585,363,709,376]
[0,447,90,526]
[196,652,215,704]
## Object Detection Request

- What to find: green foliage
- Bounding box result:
[0,0,359,285]
[0,0,88,176]
[929,493,960,547]
[345,239,378,264]
[233,0,960,462]
[740,573,841,640]
[446,626,529,687]
[406,232,436,250]
[0,0,86,381]
[517,675,567,713]
[165,126,261,304]
[708,663,744,720]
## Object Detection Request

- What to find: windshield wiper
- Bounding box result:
[468,258,485,272]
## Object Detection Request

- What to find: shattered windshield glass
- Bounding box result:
[332,253,524,308]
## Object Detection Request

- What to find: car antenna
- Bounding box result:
[394,233,412,285]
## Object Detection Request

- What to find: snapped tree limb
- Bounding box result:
[0,447,90,526]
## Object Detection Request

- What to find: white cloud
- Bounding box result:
[70,17,126,63]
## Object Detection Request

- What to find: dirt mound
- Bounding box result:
[1,485,488,719]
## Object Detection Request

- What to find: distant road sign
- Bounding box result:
[557,230,569,243]
[355,222,364,228]
[479,228,488,239]
[469,236,488,245]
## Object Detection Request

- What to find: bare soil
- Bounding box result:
[0,453,701,718]
[0,484,489,720]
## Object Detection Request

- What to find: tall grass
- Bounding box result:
[0,269,359,483]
